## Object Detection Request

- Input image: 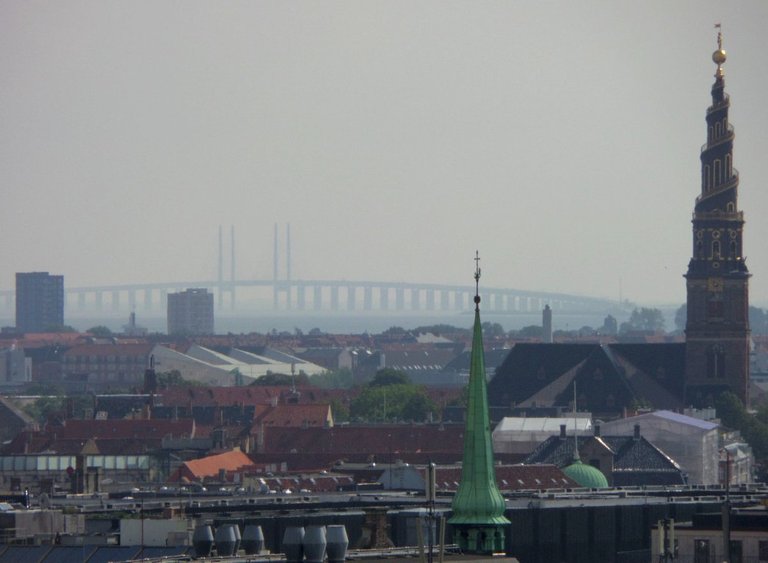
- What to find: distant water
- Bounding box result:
[1,310,628,335]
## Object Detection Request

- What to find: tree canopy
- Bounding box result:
[348,368,437,422]
[309,368,354,389]
[620,307,665,334]
[349,383,438,423]
[87,325,113,337]
[369,368,411,387]
[715,392,768,480]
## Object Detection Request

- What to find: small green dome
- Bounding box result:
[563,460,608,489]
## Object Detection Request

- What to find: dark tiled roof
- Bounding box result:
[488,343,686,416]
[253,404,332,427]
[252,424,466,470]
[524,434,686,487]
[442,348,511,372]
[158,386,354,408]
[2,419,195,455]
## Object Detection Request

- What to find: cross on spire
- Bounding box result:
[474,251,482,310]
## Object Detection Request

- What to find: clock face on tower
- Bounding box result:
[708,277,723,292]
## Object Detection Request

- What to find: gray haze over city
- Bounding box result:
[2,1,767,314]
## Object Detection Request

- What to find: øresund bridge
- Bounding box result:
[1,228,623,319]
[0,278,620,318]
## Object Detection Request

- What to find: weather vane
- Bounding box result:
[474,251,481,308]
[713,23,726,76]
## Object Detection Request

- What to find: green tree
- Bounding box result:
[516,325,543,338]
[369,368,411,387]
[413,324,468,337]
[401,393,437,422]
[349,384,436,422]
[481,322,505,339]
[157,370,201,387]
[309,368,354,389]
[23,394,92,422]
[252,372,310,386]
[620,307,665,334]
[715,392,768,464]
[43,324,78,333]
[87,325,113,337]
[329,398,350,423]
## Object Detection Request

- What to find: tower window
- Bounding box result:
[712,240,721,259]
[707,345,725,379]
[704,165,711,190]
[727,202,735,213]
[714,160,722,184]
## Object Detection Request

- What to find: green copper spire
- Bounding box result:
[449,252,510,554]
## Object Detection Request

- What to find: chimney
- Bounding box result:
[594,424,601,437]
[633,424,640,441]
[542,305,553,343]
[560,424,567,440]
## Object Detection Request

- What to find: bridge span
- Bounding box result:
[0,279,619,318]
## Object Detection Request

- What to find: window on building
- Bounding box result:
[712,240,721,259]
[707,345,725,379]
[693,539,710,563]
[758,540,768,562]
[729,540,743,563]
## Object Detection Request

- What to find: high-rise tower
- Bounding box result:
[449,253,509,554]
[685,28,750,406]
[15,272,64,333]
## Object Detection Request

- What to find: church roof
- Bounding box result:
[488,343,686,416]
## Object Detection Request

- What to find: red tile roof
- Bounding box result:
[171,449,256,482]
[257,424,465,459]
[158,386,356,408]
[253,404,332,428]
[63,343,154,357]
[2,419,196,455]
[433,464,578,491]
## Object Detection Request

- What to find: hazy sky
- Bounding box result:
[2,1,767,307]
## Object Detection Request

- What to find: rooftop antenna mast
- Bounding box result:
[573,381,580,461]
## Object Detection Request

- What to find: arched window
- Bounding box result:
[707,345,725,378]
[704,165,711,190]
[726,202,735,213]
[715,122,722,137]
[714,160,722,184]
[730,240,737,258]
[712,240,721,259]
[725,154,731,177]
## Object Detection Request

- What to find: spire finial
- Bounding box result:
[473,251,481,309]
[713,23,727,77]
[573,381,580,462]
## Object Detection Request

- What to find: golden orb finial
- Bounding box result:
[712,23,726,76]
